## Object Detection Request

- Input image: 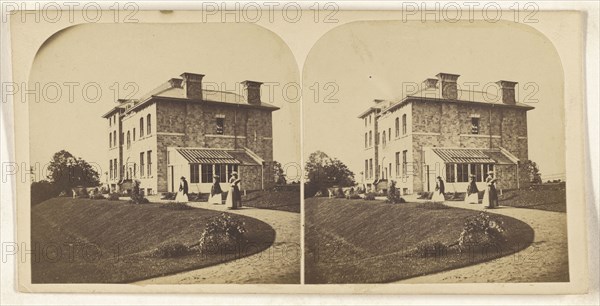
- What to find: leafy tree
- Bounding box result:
[273,161,287,185]
[523,160,542,184]
[46,150,100,193]
[305,151,355,195]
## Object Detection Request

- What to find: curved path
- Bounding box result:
[399,200,569,283]
[135,202,300,284]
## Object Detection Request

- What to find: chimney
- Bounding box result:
[180,72,205,100]
[496,80,518,104]
[422,78,438,90]
[241,80,263,105]
[436,73,460,99]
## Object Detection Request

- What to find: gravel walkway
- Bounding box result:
[399,200,569,283]
[135,202,300,284]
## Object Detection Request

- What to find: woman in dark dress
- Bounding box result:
[432,176,445,203]
[209,175,223,205]
[465,174,479,204]
[175,176,189,203]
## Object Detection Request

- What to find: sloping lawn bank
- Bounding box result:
[304,198,534,284]
[241,190,300,213]
[499,183,566,212]
[31,198,275,283]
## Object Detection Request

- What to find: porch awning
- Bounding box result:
[175,148,261,165]
[431,148,517,165]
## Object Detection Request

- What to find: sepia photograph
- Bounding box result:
[25,22,301,284]
[303,20,570,284]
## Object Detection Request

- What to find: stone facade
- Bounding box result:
[359,73,534,194]
[103,72,278,194]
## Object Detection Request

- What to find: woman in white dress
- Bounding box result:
[175,176,189,203]
[209,175,223,205]
[225,172,241,209]
[482,171,498,208]
[432,176,445,203]
[464,174,479,204]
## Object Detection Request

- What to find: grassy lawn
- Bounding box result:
[242,190,300,213]
[499,183,566,212]
[31,197,275,283]
[305,198,534,284]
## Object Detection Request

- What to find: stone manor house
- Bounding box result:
[102,72,278,195]
[358,73,534,195]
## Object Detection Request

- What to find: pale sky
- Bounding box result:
[302,20,565,181]
[29,23,300,180]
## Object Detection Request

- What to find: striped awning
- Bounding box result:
[175,148,260,165]
[431,148,517,165]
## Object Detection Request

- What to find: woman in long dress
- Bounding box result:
[209,175,223,205]
[465,174,479,204]
[482,171,498,208]
[432,176,445,203]
[175,176,189,203]
[225,172,242,209]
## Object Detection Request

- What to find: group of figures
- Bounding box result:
[175,172,243,209]
[432,171,499,208]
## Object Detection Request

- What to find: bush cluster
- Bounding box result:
[198,213,247,254]
[457,212,507,250]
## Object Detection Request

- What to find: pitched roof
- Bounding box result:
[175,148,261,165]
[431,148,517,165]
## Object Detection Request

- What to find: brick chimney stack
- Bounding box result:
[496,80,518,105]
[180,72,205,100]
[436,73,460,100]
[241,80,263,105]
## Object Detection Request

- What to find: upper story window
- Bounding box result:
[113,131,116,147]
[147,114,151,135]
[126,131,131,149]
[109,133,112,148]
[402,114,407,135]
[395,117,399,137]
[382,131,386,147]
[133,128,136,141]
[140,117,144,137]
[109,117,112,127]
[216,117,224,135]
[388,128,391,141]
[369,114,372,125]
[368,131,372,147]
[364,133,368,148]
[364,117,367,127]
[471,117,480,134]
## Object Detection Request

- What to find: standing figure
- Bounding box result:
[209,175,223,205]
[225,172,242,209]
[175,176,189,203]
[432,176,445,203]
[465,174,479,204]
[482,171,498,208]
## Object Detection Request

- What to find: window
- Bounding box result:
[365,160,369,178]
[227,164,239,179]
[109,134,112,148]
[109,117,112,127]
[133,128,136,141]
[147,150,152,176]
[216,118,224,134]
[201,164,213,183]
[369,114,372,125]
[382,131,386,147]
[133,163,137,178]
[140,117,144,137]
[395,152,400,176]
[471,117,480,134]
[113,131,117,147]
[471,164,482,182]
[402,150,407,176]
[369,131,372,147]
[140,152,145,177]
[457,164,469,182]
[402,114,407,135]
[214,164,227,183]
[109,160,113,179]
[114,159,118,178]
[389,163,392,178]
[126,131,131,149]
[388,128,391,141]
[190,164,200,183]
[147,114,151,135]
[369,159,373,178]
[365,133,368,148]
[446,163,456,182]
[364,117,367,127]
[395,117,400,137]
[483,164,495,179]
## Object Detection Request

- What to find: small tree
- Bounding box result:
[46,150,100,193]
[129,180,149,204]
[273,161,287,185]
[305,151,355,195]
[385,180,405,204]
[523,160,542,184]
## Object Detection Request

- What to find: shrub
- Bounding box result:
[152,243,194,258]
[364,192,376,200]
[108,193,120,201]
[198,213,247,254]
[414,241,448,258]
[160,202,193,210]
[90,194,105,200]
[385,180,406,204]
[456,212,507,251]
[129,180,149,204]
